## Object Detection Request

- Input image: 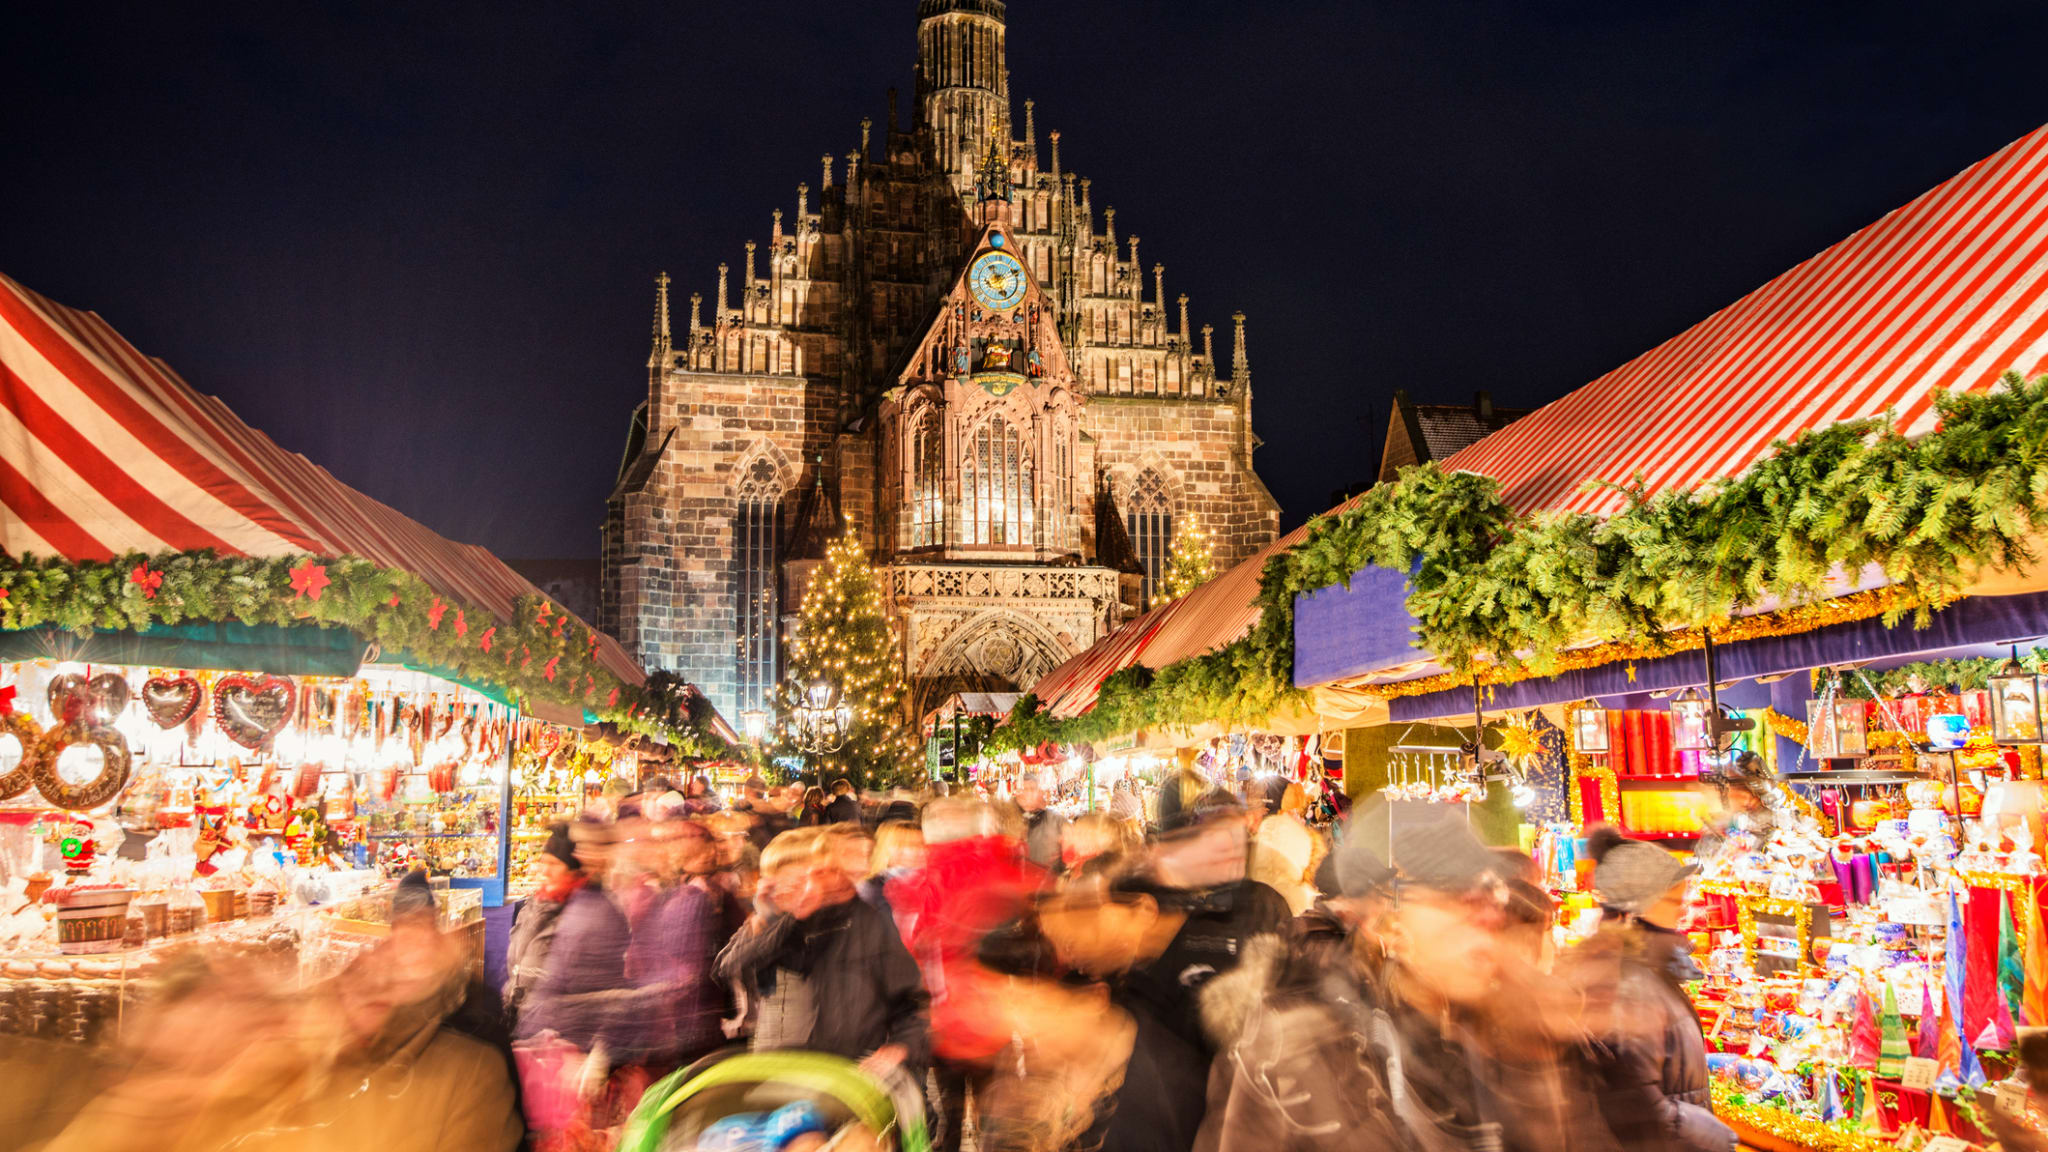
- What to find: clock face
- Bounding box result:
[968,249,1027,312]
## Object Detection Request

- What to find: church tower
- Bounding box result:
[916,0,1010,186]
[603,1,1280,725]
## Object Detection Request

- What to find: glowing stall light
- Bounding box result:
[1991,652,2044,745]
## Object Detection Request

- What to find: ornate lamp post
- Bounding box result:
[791,681,854,755]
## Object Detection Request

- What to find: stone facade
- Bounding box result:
[602,0,1280,722]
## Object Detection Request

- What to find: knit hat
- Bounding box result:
[1320,821,1394,898]
[542,822,580,871]
[1155,786,1245,838]
[1593,839,1697,916]
[1358,801,1496,894]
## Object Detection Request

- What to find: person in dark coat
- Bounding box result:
[1565,836,1735,1152]
[715,826,930,1079]
[1016,769,1067,872]
[823,779,862,825]
[1118,789,1290,1059]
[512,820,633,1052]
[502,823,579,1026]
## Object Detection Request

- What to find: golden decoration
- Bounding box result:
[1760,708,1908,753]
[1373,588,1918,701]
[1711,1082,1895,1152]
[1567,748,1620,826]
[1960,869,2035,899]
[1497,717,1545,766]
[1737,894,1814,966]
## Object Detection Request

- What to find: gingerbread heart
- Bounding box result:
[213,675,297,750]
[46,672,132,725]
[140,674,204,729]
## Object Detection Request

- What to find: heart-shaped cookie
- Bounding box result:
[141,674,204,729]
[213,675,297,750]
[46,672,132,725]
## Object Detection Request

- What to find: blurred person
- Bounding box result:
[512,819,632,1052]
[973,909,1208,1152]
[1016,768,1067,871]
[820,823,876,889]
[861,819,926,912]
[888,798,1046,1152]
[1197,803,1574,1152]
[1151,756,1210,833]
[51,884,521,1152]
[1120,788,1289,1059]
[684,773,724,815]
[824,777,862,824]
[1248,780,1325,915]
[798,785,829,826]
[714,827,930,1079]
[1061,809,1138,875]
[1109,778,1143,822]
[621,817,726,1067]
[503,821,579,1025]
[1565,835,1734,1152]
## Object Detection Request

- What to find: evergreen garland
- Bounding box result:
[0,550,729,753]
[991,374,2048,750]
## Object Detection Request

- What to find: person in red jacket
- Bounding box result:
[887,798,1047,1152]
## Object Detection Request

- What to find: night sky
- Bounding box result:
[5,1,2046,558]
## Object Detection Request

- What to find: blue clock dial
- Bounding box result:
[968,250,1027,311]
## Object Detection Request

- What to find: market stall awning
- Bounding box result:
[0,272,645,686]
[1442,122,2048,516]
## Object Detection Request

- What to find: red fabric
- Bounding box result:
[1966,884,2006,1045]
[887,836,1045,1063]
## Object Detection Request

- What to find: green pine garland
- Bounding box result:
[991,373,2048,750]
[0,549,729,753]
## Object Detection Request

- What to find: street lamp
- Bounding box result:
[739,709,771,745]
[792,681,854,754]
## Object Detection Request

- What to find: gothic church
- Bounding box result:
[601,0,1280,723]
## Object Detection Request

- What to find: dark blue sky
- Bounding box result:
[4,1,2045,556]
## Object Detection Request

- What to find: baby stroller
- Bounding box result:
[619,1049,930,1152]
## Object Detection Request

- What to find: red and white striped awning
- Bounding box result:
[1445,123,2048,515]
[0,272,644,686]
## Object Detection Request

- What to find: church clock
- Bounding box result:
[967,249,1027,312]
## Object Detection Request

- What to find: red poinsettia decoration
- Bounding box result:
[543,656,560,682]
[478,626,496,653]
[453,609,466,637]
[387,592,401,608]
[535,601,552,623]
[606,687,619,708]
[129,563,163,599]
[289,559,330,601]
[520,647,532,669]
[427,598,447,630]
[587,630,599,651]
[551,615,566,638]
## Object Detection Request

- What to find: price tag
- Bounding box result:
[1920,1137,1968,1152]
[1998,1079,2030,1116]
[1898,1056,1939,1090]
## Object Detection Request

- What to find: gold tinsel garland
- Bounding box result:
[1760,708,1910,753]
[1710,1083,1897,1152]
[1566,748,1619,826]
[1375,588,1918,700]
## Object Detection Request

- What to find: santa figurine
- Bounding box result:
[56,819,97,876]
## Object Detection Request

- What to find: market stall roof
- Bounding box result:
[1029,510,1357,721]
[1442,122,2048,516]
[923,691,1022,729]
[0,272,646,686]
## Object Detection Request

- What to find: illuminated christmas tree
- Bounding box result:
[778,528,920,788]
[1161,515,1217,601]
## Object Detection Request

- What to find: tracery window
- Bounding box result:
[963,416,1033,546]
[910,409,945,547]
[734,458,782,715]
[1126,469,1173,610]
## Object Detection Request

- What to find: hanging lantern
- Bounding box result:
[1670,687,1713,753]
[1569,701,1611,754]
[1805,697,1869,759]
[1990,657,2044,745]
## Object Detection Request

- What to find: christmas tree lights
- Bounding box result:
[778,529,921,788]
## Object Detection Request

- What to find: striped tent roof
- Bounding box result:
[1444,123,2048,514]
[0,272,645,686]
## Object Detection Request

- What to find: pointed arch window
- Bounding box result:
[1126,469,1173,610]
[911,408,945,547]
[963,416,1033,546]
[734,458,782,715]
[1049,416,1073,553]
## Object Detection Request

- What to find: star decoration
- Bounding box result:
[129,564,163,599]
[427,598,446,630]
[1625,663,1638,683]
[288,560,330,601]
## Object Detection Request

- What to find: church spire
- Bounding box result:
[648,271,671,368]
[1232,312,1250,391]
[915,0,1010,184]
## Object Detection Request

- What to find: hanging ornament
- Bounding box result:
[1497,716,1545,767]
[0,712,42,800]
[32,723,133,811]
[212,675,297,751]
[140,673,204,729]
[47,671,131,726]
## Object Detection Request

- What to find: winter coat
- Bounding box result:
[502,890,566,1024]
[1022,807,1067,871]
[1122,878,1290,1059]
[887,836,1044,1063]
[513,883,633,1051]
[824,794,862,825]
[620,883,724,1063]
[1566,922,1735,1152]
[714,896,931,1073]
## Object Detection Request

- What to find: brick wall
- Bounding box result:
[1084,395,1280,570]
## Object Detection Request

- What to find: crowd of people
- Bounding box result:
[0,766,1750,1152]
